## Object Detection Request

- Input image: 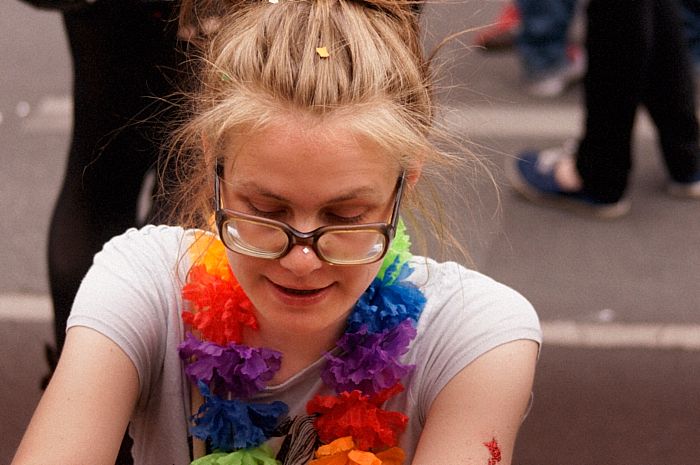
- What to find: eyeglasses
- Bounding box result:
[214,166,406,265]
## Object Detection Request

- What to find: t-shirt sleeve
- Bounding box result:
[407,259,542,423]
[67,225,189,406]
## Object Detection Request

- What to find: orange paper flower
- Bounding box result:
[310,437,405,465]
[189,233,232,281]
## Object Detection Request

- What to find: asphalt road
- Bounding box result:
[1,1,699,464]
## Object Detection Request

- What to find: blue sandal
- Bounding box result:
[506,144,631,219]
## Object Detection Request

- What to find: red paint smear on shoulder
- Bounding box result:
[483,438,502,465]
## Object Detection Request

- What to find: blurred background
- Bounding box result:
[1,0,698,463]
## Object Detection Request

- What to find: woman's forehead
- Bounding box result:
[225,175,391,204]
[220,119,400,179]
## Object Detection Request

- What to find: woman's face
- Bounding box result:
[219,119,402,339]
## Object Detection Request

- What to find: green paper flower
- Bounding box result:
[190,445,280,465]
[377,219,412,283]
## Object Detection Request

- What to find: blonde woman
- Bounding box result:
[13,1,540,464]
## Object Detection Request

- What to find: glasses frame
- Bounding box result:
[214,165,406,265]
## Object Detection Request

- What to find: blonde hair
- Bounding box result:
[166,0,467,260]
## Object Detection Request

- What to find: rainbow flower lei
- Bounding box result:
[177,222,426,465]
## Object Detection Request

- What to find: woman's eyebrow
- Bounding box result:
[234,182,288,202]
[232,180,381,204]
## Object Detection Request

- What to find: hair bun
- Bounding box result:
[179,0,422,43]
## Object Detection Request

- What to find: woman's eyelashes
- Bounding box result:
[245,200,285,219]
[244,200,371,225]
[323,211,367,224]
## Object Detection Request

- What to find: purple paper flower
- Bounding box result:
[178,333,282,398]
[322,320,417,396]
[348,260,426,334]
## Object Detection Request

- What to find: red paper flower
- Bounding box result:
[182,264,258,345]
[307,384,408,451]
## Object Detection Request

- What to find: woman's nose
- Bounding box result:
[278,244,323,276]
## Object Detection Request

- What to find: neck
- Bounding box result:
[244,317,347,384]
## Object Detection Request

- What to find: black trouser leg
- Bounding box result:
[577,0,699,201]
[49,0,181,353]
[576,0,654,203]
[642,0,700,182]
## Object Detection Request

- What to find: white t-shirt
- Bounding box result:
[68,225,541,464]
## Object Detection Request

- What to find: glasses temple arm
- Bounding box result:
[389,170,407,235]
[214,164,223,211]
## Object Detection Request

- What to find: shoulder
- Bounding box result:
[410,257,540,336]
[72,224,198,325]
[90,224,203,280]
[404,258,541,419]
[79,225,195,296]
[68,225,200,403]
[97,224,190,261]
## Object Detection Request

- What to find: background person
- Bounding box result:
[508,0,700,217]
[475,0,585,97]
[20,0,184,362]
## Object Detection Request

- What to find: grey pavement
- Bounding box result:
[2,1,699,464]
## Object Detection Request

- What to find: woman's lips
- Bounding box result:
[268,280,335,306]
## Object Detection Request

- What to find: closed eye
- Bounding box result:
[324,212,368,225]
[245,200,286,219]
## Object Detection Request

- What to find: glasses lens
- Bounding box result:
[317,230,387,264]
[222,218,288,258]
